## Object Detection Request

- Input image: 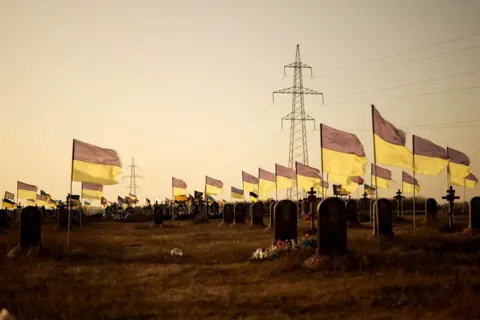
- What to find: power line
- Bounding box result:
[316,30,480,79]
[406,44,480,64]
[344,120,480,132]
[329,69,480,100]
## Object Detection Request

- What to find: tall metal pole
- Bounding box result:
[272,44,324,201]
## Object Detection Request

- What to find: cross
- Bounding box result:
[307,187,317,203]
[394,189,404,201]
[362,192,368,217]
[307,187,317,231]
[348,195,351,201]
[442,186,459,229]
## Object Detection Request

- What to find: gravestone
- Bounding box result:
[222,203,234,224]
[301,200,309,215]
[274,200,298,242]
[58,207,70,229]
[469,197,480,229]
[0,209,7,229]
[20,206,42,248]
[373,199,393,236]
[268,201,276,228]
[425,198,438,222]
[250,201,265,226]
[152,205,164,225]
[233,203,246,224]
[317,197,347,254]
[346,200,359,227]
[210,201,219,215]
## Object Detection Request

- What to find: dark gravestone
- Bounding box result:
[210,201,219,215]
[0,209,7,228]
[152,205,164,225]
[243,203,250,221]
[373,199,393,236]
[317,197,347,254]
[274,200,298,242]
[233,203,246,224]
[20,206,42,248]
[268,201,276,228]
[250,201,265,226]
[58,207,69,229]
[346,200,359,227]
[222,203,234,224]
[425,198,438,222]
[469,197,480,229]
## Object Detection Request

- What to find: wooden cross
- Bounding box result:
[394,189,404,201]
[442,186,459,229]
[307,187,317,203]
[362,192,368,200]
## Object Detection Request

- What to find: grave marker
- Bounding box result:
[20,206,42,248]
[307,188,317,231]
[210,201,219,215]
[233,203,246,224]
[222,203,234,224]
[394,189,404,218]
[274,200,298,242]
[373,198,393,236]
[346,199,359,227]
[425,198,438,222]
[316,197,347,254]
[442,186,459,229]
[152,204,164,226]
[469,197,480,229]
[250,201,265,226]
[265,201,276,230]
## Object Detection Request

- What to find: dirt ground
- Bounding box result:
[1,215,480,320]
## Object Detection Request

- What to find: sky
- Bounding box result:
[1,0,479,204]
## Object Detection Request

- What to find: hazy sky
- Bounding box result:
[1,0,479,204]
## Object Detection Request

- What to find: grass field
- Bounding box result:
[1,215,480,320]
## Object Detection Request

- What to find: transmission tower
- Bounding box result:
[272,44,324,199]
[123,157,142,196]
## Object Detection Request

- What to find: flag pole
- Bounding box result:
[275,165,278,201]
[463,178,466,214]
[258,167,261,203]
[79,184,83,229]
[371,105,380,244]
[319,124,325,199]
[67,139,75,250]
[171,177,174,222]
[412,135,416,235]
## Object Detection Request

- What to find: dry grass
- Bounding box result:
[1,215,480,320]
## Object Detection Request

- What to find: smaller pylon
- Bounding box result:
[123,157,143,196]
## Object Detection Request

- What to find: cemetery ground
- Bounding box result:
[1,215,480,320]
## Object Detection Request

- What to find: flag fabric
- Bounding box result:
[275,164,296,190]
[146,198,151,205]
[81,182,103,200]
[172,177,188,196]
[17,181,38,200]
[26,199,35,206]
[48,199,57,209]
[101,196,108,205]
[117,196,125,205]
[259,168,276,200]
[372,105,413,169]
[4,191,14,201]
[174,195,187,201]
[364,184,376,195]
[320,124,368,177]
[402,171,420,193]
[296,162,324,191]
[72,139,122,185]
[447,147,470,181]
[413,135,449,176]
[125,196,133,205]
[371,164,392,189]
[249,191,259,202]
[40,190,48,196]
[194,191,204,199]
[84,201,91,206]
[129,193,137,202]
[351,176,365,185]
[452,173,478,189]
[314,179,329,195]
[327,173,352,185]
[231,187,243,199]
[205,176,223,195]
[340,188,351,195]
[2,198,16,209]
[242,171,259,193]
[36,194,49,207]
[333,184,341,196]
